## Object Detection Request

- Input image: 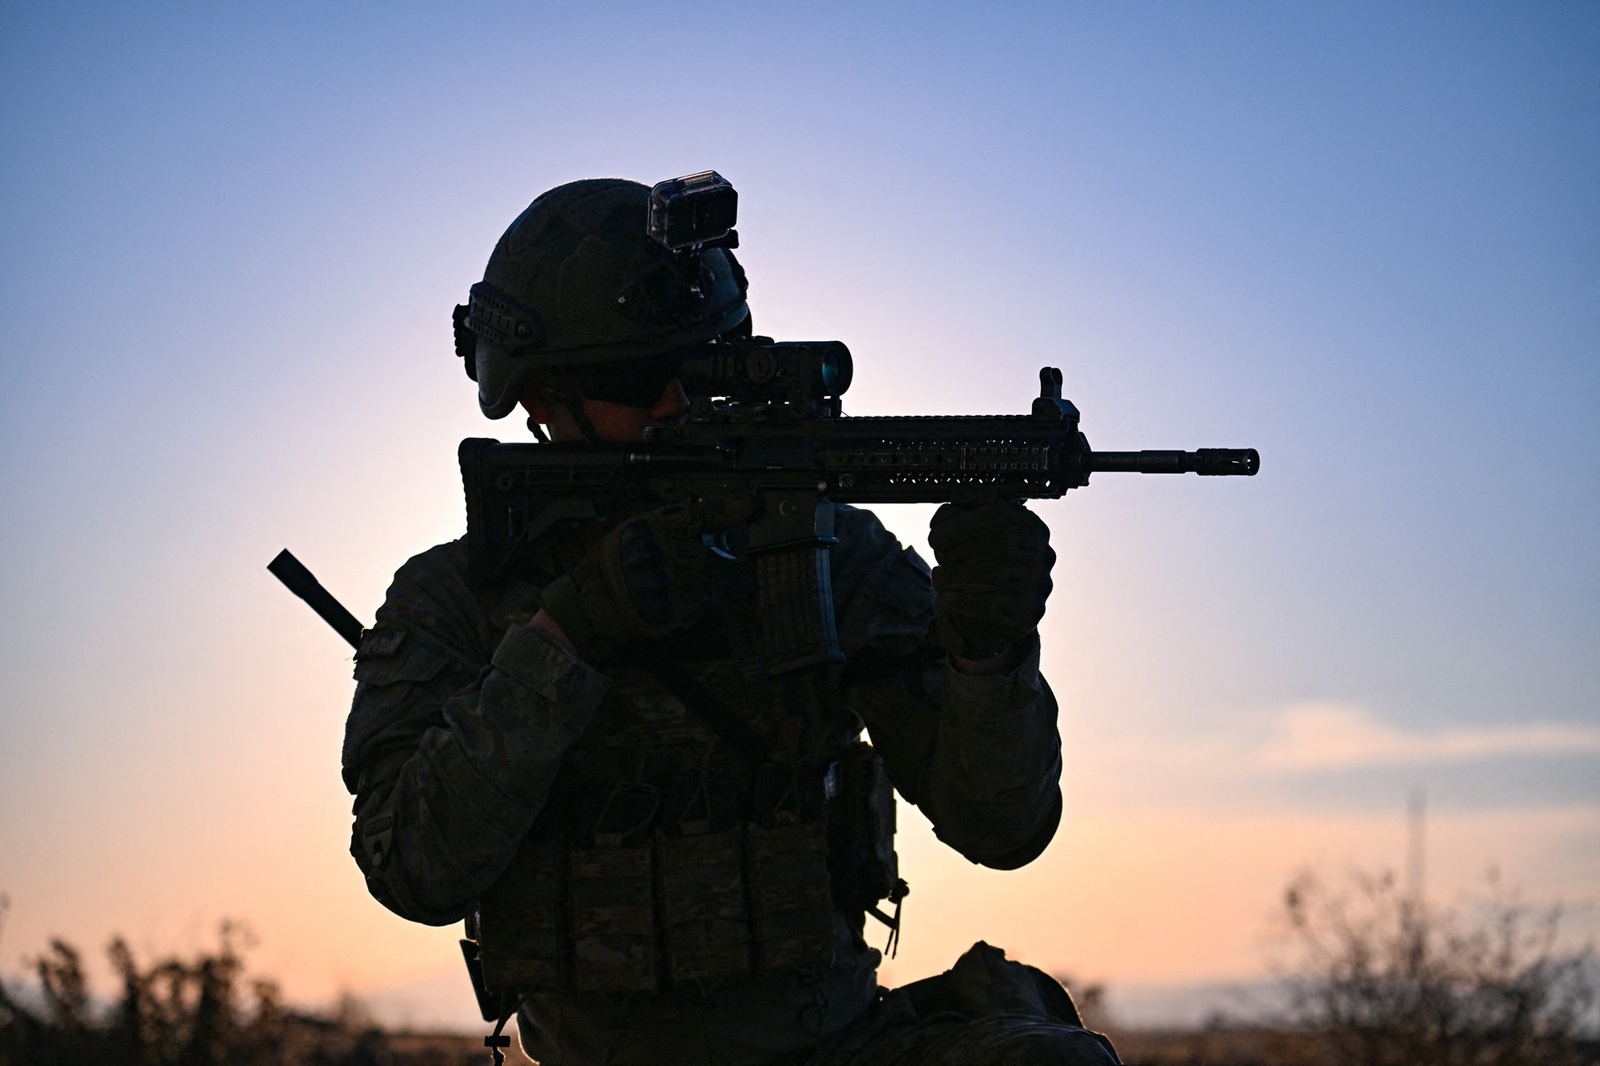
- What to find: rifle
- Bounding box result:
[461,342,1258,674]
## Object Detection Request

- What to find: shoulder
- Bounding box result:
[367,539,504,675]
[384,539,475,605]
[343,541,497,782]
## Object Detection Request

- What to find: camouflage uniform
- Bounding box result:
[343,501,1110,1063]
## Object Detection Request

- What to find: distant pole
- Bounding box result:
[1406,786,1427,908]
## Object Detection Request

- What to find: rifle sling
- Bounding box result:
[634,649,774,764]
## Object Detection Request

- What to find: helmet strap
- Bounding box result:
[548,376,606,445]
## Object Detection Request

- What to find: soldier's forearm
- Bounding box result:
[348,622,612,922]
[919,636,1064,866]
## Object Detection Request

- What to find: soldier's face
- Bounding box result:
[521,377,689,443]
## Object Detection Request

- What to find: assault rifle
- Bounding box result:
[461,340,1258,674]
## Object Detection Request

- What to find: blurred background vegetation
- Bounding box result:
[0,911,513,1066]
[1102,867,1599,1065]
[2,869,1595,1066]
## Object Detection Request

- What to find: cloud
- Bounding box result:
[1256,702,1600,771]
[1074,700,1600,807]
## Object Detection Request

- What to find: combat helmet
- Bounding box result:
[455,176,750,419]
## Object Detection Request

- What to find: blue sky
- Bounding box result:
[2,0,1596,1030]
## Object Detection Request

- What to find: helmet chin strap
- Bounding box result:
[547,376,606,445]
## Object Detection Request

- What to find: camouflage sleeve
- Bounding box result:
[340,542,610,926]
[831,507,1063,870]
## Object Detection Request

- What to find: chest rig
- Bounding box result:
[464,573,902,1007]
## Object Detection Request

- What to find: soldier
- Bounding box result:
[341,177,1120,1065]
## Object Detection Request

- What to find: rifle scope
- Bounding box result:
[678,339,852,416]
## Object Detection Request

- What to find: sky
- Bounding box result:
[2,0,1596,1033]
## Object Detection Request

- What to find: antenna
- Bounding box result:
[1406,786,1427,907]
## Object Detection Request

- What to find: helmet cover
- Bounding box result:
[463,178,749,418]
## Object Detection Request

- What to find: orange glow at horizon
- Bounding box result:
[3,0,1596,1037]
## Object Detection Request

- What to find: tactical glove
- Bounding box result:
[929,501,1055,660]
[539,497,750,659]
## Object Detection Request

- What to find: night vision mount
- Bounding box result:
[648,171,740,253]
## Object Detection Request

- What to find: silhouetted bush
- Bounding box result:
[1271,867,1599,1066]
[1103,870,1599,1066]
[1050,970,1110,1031]
[0,922,487,1066]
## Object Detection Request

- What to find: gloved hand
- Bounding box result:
[929,501,1055,660]
[538,496,750,658]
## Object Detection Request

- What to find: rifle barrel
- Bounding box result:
[1088,448,1260,476]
